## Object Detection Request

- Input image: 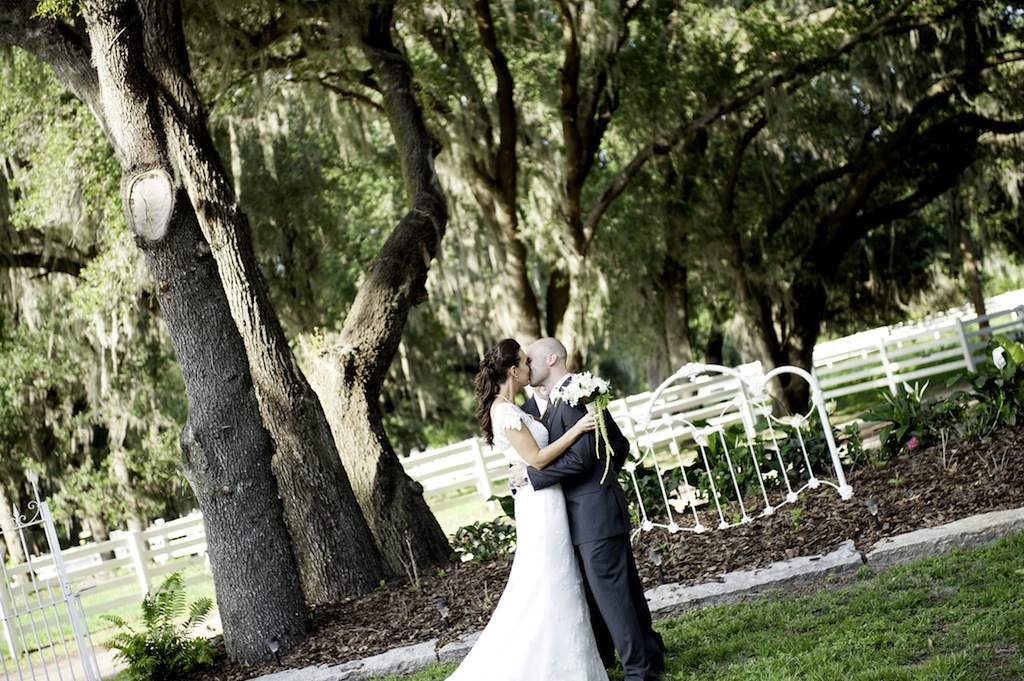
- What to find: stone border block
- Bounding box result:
[865,507,1024,568]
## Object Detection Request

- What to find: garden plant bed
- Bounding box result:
[188,423,1024,681]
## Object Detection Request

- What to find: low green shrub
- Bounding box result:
[950,335,1024,438]
[858,380,936,457]
[103,572,214,681]
[684,422,778,503]
[627,461,685,524]
[450,516,516,562]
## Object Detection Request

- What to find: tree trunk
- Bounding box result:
[109,449,146,532]
[2,0,313,661]
[165,132,390,601]
[550,258,587,369]
[775,273,826,412]
[0,484,28,584]
[663,256,692,371]
[302,8,452,575]
[139,186,311,663]
[660,154,699,371]
[84,514,114,561]
[136,1,389,603]
[959,219,987,320]
[472,190,543,342]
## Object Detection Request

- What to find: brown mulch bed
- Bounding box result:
[189,424,1024,681]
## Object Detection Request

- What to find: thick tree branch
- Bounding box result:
[0,1,104,129]
[0,251,85,276]
[473,0,517,208]
[0,225,96,279]
[584,0,921,233]
[346,3,447,390]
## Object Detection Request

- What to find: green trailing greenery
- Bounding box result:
[628,463,686,526]
[858,380,938,458]
[950,335,1024,438]
[103,572,214,681]
[683,422,777,503]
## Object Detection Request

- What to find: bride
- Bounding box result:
[446,338,610,681]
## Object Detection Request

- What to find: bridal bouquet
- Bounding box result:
[552,372,615,483]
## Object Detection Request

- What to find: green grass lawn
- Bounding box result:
[375,530,1024,680]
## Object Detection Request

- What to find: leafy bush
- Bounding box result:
[450,517,516,562]
[837,421,872,469]
[775,414,845,480]
[951,336,1024,438]
[103,572,214,681]
[858,381,941,458]
[856,337,1024,459]
[625,461,685,524]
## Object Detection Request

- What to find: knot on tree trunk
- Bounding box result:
[127,168,175,241]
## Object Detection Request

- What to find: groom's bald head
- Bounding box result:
[533,337,567,365]
[525,337,569,390]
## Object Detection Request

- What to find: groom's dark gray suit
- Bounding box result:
[526,377,665,681]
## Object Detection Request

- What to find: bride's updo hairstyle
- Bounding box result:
[475,338,521,445]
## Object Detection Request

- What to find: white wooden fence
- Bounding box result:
[812,304,1024,399]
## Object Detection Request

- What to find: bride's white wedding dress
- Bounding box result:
[446,401,609,681]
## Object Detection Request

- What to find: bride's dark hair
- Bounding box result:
[475,338,521,445]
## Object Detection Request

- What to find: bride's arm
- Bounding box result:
[500,413,595,469]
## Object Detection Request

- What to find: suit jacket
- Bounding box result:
[521,395,541,419]
[527,377,631,545]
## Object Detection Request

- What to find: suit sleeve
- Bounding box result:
[528,417,594,490]
[521,397,539,419]
[529,406,629,490]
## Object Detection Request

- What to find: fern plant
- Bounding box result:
[103,571,215,681]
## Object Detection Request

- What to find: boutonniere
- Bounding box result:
[551,372,615,483]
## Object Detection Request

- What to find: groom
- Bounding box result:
[513,337,665,681]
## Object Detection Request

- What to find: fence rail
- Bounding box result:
[812,306,1024,399]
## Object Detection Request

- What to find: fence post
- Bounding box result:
[877,337,898,395]
[735,380,759,441]
[469,439,492,502]
[126,530,151,597]
[0,581,20,661]
[955,318,976,373]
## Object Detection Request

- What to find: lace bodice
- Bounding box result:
[492,401,549,464]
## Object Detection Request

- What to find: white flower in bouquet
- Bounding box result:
[554,372,612,410]
[552,371,615,483]
[993,346,1007,371]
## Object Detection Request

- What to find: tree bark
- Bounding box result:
[146,191,310,661]
[126,0,391,603]
[306,5,453,575]
[420,0,542,342]
[1,0,319,660]
[959,219,987,319]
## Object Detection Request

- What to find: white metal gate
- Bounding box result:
[0,472,100,681]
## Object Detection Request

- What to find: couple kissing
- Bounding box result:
[447,337,666,681]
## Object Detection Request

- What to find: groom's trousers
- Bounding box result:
[577,533,665,681]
